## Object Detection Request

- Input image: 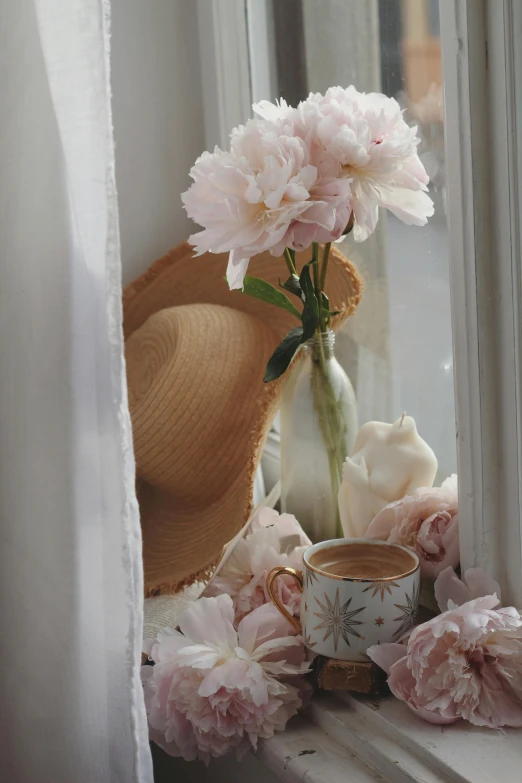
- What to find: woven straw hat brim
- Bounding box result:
[123,242,363,596]
[126,303,283,596]
[124,242,362,341]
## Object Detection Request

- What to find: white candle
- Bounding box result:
[338,415,438,538]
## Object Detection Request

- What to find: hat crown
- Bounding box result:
[126,303,277,503]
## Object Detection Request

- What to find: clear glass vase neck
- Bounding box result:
[306,329,335,360]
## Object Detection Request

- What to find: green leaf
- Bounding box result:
[299,260,315,302]
[280,274,302,299]
[264,327,304,382]
[319,292,341,323]
[343,212,355,235]
[240,276,301,320]
[299,262,320,340]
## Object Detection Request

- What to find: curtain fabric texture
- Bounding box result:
[0,1,152,781]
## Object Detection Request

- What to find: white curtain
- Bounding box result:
[0,1,152,781]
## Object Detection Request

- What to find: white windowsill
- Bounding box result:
[258,691,522,783]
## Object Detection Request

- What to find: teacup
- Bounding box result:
[267,538,420,661]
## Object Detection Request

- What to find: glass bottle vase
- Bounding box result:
[280,329,357,542]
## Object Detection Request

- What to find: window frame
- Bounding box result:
[440,0,522,606]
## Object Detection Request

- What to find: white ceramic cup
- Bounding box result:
[267,538,420,661]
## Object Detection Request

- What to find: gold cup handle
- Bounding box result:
[266,566,303,634]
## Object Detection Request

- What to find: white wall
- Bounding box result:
[111,0,205,285]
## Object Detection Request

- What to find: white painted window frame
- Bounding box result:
[197,2,522,779]
[440,0,522,607]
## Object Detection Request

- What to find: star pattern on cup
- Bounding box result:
[362,580,400,601]
[393,581,420,638]
[305,568,319,589]
[374,616,385,626]
[302,626,317,650]
[313,587,365,651]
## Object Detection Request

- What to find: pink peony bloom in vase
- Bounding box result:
[142,595,310,763]
[182,118,350,289]
[205,506,311,623]
[366,474,458,580]
[256,86,434,242]
[183,85,434,291]
[368,594,522,728]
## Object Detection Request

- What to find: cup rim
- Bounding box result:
[303,538,420,582]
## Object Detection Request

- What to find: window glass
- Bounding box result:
[252,0,456,482]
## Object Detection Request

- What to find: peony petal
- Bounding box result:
[387,657,460,725]
[367,643,407,674]
[262,660,311,677]
[149,628,187,662]
[352,194,379,241]
[406,703,461,726]
[238,602,295,653]
[226,250,250,290]
[420,519,460,582]
[440,473,458,501]
[254,506,280,530]
[366,504,399,540]
[178,594,237,648]
[252,635,304,663]
[464,567,502,604]
[177,644,222,669]
[434,566,471,612]
[253,98,291,122]
[469,665,522,728]
[376,186,434,226]
[198,658,251,699]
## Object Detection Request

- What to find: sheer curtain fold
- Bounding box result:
[0,1,152,781]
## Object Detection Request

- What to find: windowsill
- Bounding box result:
[258,690,522,783]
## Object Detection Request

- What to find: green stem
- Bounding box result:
[284,247,297,276]
[319,242,331,291]
[312,242,320,297]
[311,244,349,537]
[311,354,349,538]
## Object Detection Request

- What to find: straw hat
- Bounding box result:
[123,241,363,596]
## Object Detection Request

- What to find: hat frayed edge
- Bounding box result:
[144,557,220,598]
[123,241,364,330]
[123,242,193,310]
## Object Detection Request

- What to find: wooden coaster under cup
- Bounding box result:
[312,602,437,694]
[313,656,388,695]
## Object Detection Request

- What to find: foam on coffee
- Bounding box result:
[308,542,416,579]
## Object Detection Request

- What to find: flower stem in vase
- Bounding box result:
[310,328,351,538]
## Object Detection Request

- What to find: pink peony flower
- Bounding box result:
[205,507,311,622]
[366,474,458,581]
[182,118,350,289]
[183,86,433,291]
[434,565,501,612]
[368,595,522,728]
[142,595,310,763]
[256,86,434,242]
